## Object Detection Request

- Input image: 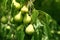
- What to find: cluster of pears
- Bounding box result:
[13,5,31,24]
[11,0,31,24]
[1,0,35,35]
[12,2,35,35]
[1,16,11,30]
[12,3,35,35]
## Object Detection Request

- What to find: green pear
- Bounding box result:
[13,0,21,9]
[25,24,34,35]
[1,16,8,24]
[23,14,31,24]
[21,6,28,13]
[6,25,11,30]
[14,12,23,23]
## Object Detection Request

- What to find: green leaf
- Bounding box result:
[38,10,52,40]
[34,31,38,40]
[33,19,43,29]
[32,9,39,24]
[15,27,25,40]
[31,35,34,40]
[24,34,32,40]
[33,29,42,40]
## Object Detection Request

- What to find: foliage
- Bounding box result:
[0,0,60,40]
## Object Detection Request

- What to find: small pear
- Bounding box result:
[21,6,28,12]
[14,12,23,22]
[25,24,34,35]
[6,25,11,30]
[23,14,31,24]
[57,31,60,34]
[1,16,8,24]
[13,0,21,9]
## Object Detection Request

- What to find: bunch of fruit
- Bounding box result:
[0,0,35,35]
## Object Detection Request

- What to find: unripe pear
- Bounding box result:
[6,25,11,30]
[1,16,8,24]
[23,14,31,24]
[21,6,28,12]
[25,24,34,35]
[14,12,23,22]
[13,0,21,9]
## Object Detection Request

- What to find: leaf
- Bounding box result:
[33,31,38,40]
[33,19,43,29]
[15,27,25,40]
[33,29,42,40]
[42,36,49,40]
[33,20,43,40]
[31,35,34,40]
[37,10,52,40]
[24,34,32,40]
[32,9,39,24]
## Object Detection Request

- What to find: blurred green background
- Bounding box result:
[34,0,60,25]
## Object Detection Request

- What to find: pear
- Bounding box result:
[23,14,31,24]
[14,12,23,23]
[21,6,28,13]
[1,16,8,24]
[6,25,11,30]
[25,24,34,35]
[13,0,21,9]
